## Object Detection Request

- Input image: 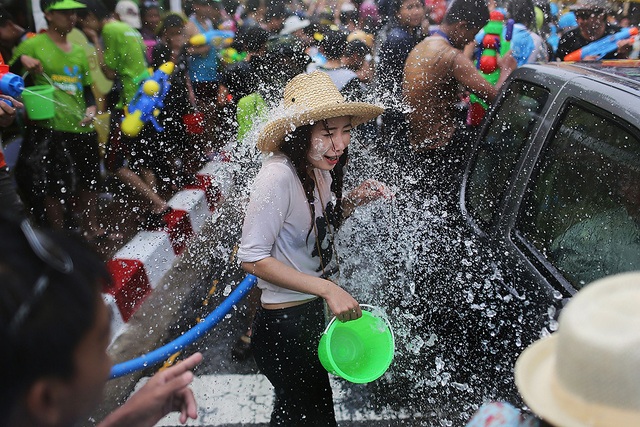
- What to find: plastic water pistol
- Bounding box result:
[468,11,514,126]
[121,62,174,137]
[0,53,25,106]
[564,27,638,61]
[189,29,234,49]
[221,47,247,65]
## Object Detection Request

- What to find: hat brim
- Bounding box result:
[516,336,585,427]
[515,335,640,427]
[257,102,383,152]
[47,0,87,11]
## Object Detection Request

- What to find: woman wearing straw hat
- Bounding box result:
[237,71,387,426]
[465,271,640,427]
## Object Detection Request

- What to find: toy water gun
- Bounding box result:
[221,47,247,66]
[189,29,234,49]
[121,62,174,137]
[468,11,514,126]
[564,27,638,61]
[0,53,24,106]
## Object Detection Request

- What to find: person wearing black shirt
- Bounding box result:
[556,0,633,60]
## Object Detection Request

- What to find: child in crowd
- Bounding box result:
[147,12,201,190]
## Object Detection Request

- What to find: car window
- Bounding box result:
[517,101,640,289]
[466,81,549,228]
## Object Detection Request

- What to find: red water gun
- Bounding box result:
[468,11,514,126]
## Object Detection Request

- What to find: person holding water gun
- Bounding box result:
[185,0,226,152]
[403,0,516,206]
[0,53,23,216]
[557,0,634,61]
[404,0,517,152]
[78,0,172,230]
[10,0,108,243]
[145,13,203,190]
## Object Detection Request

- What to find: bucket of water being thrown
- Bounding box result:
[318,304,394,383]
[22,73,55,120]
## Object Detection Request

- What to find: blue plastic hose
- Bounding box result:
[110,274,257,379]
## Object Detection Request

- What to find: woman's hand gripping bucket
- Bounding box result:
[22,72,56,120]
[318,304,395,383]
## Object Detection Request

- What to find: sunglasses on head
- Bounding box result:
[8,220,74,335]
[575,9,605,19]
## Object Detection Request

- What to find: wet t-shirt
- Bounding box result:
[403,36,460,151]
[237,153,337,304]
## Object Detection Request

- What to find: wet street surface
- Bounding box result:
[135,272,419,426]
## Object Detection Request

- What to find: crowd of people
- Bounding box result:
[0,0,637,250]
[1,0,640,425]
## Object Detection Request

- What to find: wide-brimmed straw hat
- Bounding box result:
[256,71,383,153]
[515,272,640,427]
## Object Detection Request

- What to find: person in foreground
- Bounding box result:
[466,271,640,427]
[237,71,388,426]
[0,215,203,427]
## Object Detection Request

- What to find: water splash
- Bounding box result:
[179,84,558,424]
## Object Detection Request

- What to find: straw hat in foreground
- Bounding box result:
[256,71,383,153]
[515,271,640,427]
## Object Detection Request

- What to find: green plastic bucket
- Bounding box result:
[22,74,55,120]
[318,305,394,383]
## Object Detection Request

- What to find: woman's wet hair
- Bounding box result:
[281,125,315,225]
[0,217,111,420]
[280,123,347,232]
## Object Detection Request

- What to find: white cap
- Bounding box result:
[280,15,310,35]
[115,0,141,29]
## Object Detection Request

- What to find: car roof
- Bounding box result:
[528,60,640,93]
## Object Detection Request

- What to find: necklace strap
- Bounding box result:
[310,170,341,281]
[431,29,452,45]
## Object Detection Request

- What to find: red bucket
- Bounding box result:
[183,112,205,134]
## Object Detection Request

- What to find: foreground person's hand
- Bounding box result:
[99,352,203,427]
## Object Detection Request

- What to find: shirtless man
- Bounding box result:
[403,0,516,152]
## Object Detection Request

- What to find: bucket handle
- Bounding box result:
[323,304,395,345]
[22,71,55,89]
[22,71,79,112]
